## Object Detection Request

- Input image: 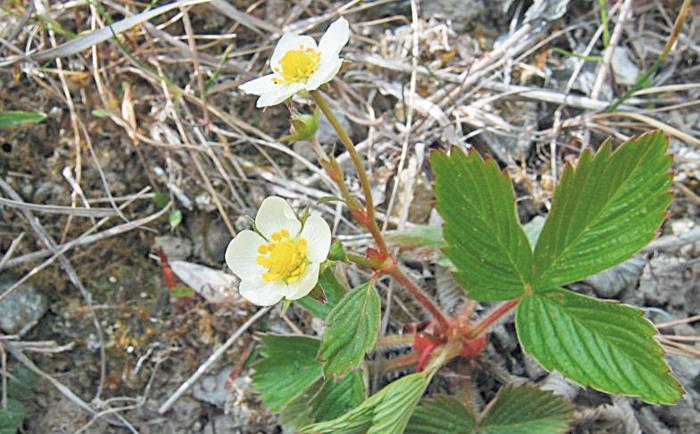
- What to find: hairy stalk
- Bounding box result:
[387,266,450,331]
[465,299,520,339]
[376,334,416,348]
[311,90,389,254]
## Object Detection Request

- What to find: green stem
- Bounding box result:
[311,90,389,255]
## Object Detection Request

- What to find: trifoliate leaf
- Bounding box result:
[479,384,572,434]
[311,371,366,422]
[405,395,475,434]
[0,111,47,129]
[252,335,323,411]
[532,131,672,289]
[318,283,380,378]
[431,148,532,300]
[301,373,429,434]
[516,289,683,404]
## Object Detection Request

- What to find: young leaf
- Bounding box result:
[311,371,366,422]
[252,335,323,411]
[431,148,532,300]
[296,266,348,319]
[318,283,380,378]
[0,111,47,129]
[479,384,572,434]
[533,131,672,289]
[405,395,476,434]
[301,373,429,434]
[516,289,683,404]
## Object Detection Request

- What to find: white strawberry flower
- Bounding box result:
[239,18,350,108]
[225,196,332,306]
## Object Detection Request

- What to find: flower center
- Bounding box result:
[274,46,321,84]
[256,229,308,283]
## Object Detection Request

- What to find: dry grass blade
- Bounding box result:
[31,0,214,61]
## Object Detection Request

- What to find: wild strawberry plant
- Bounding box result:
[225,17,683,434]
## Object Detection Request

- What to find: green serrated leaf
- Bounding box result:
[516,289,683,404]
[279,381,319,432]
[311,371,366,422]
[533,131,672,289]
[0,111,47,129]
[369,373,428,434]
[0,399,27,433]
[252,335,323,412]
[301,373,429,434]
[431,148,532,300]
[406,395,475,434]
[479,384,572,434]
[318,283,381,378]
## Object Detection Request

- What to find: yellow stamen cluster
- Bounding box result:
[273,46,321,84]
[256,229,308,283]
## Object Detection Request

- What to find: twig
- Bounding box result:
[158,306,271,414]
[0,233,24,271]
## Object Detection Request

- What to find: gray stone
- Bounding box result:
[0,280,48,336]
[192,365,231,408]
[611,47,640,86]
[154,235,192,261]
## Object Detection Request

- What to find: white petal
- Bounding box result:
[239,74,281,96]
[225,230,266,278]
[271,33,317,72]
[239,277,285,306]
[285,263,320,300]
[305,57,343,91]
[255,196,301,239]
[318,18,350,59]
[300,213,331,263]
[255,83,305,108]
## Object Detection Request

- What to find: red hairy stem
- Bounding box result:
[465,299,520,339]
[387,266,450,332]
